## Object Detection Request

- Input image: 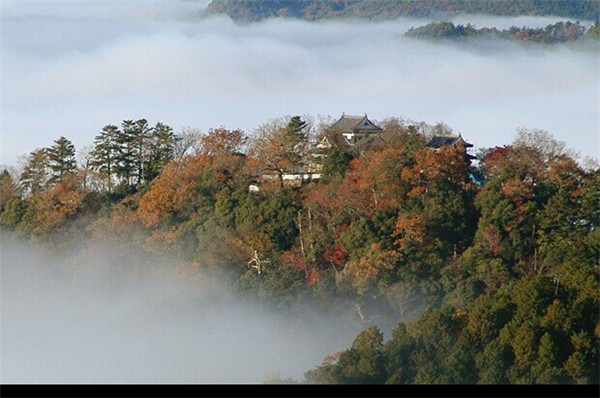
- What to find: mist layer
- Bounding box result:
[2,1,598,165]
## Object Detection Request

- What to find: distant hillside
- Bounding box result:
[405,20,599,43]
[204,0,599,22]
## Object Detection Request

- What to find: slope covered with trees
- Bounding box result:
[405,20,598,43]
[1,115,598,384]
[204,0,599,22]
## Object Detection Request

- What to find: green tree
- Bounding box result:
[90,124,120,193]
[320,149,351,180]
[338,217,378,261]
[115,119,140,187]
[145,122,177,182]
[215,189,300,255]
[533,332,564,383]
[585,20,600,39]
[410,307,465,384]
[383,323,416,383]
[263,263,307,311]
[47,136,76,184]
[472,167,539,273]
[0,197,26,230]
[393,145,477,280]
[444,331,477,384]
[564,331,597,384]
[466,292,514,348]
[307,326,386,384]
[476,338,511,384]
[0,196,37,235]
[287,115,308,142]
[0,169,21,209]
[131,118,153,186]
[537,161,598,269]
[346,326,386,383]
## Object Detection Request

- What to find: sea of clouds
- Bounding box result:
[1,0,598,166]
[1,235,363,383]
[1,1,599,383]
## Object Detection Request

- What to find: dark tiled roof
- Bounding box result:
[359,133,387,147]
[329,115,364,132]
[329,114,382,134]
[324,131,352,151]
[320,131,389,157]
[426,135,473,148]
[353,134,387,154]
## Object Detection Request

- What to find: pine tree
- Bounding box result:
[47,136,76,184]
[0,169,21,208]
[116,119,153,187]
[145,122,176,182]
[132,118,152,186]
[90,124,120,193]
[116,120,137,187]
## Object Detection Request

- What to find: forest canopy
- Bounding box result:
[2,113,598,384]
[204,0,600,22]
[404,20,598,42]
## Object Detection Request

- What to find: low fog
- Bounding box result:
[0,235,362,383]
[2,1,598,165]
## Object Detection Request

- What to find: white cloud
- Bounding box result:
[2,2,598,166]
[1,237,359,383]
[0,0,207,20]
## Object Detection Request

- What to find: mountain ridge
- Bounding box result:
[203,0,599,22]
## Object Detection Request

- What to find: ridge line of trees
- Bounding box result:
[405,20,600,43]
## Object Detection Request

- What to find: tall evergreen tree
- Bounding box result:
[132,118,152,186]
[0,169,21,209]
[90,124,120,193]
[145,122,176,182]
[116,119,153,187]
[47,136,76,184]
[116,120,137,187]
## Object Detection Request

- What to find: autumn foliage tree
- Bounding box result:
[19,148,49,195]
[393,145,477,279]
[30,175,84,240]
[137,127,250,258]
[247,116,309,188]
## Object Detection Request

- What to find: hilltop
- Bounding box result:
[2,114,598,384]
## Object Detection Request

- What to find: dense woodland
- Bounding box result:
[1,113,598,384]
[204,0,599,22]
[405,20,600,42]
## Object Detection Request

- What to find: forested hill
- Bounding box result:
[203,0,599,22]
[405,20,600,42]
[2,115,599,384]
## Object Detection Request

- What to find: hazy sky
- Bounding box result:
[1,0,598,167]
